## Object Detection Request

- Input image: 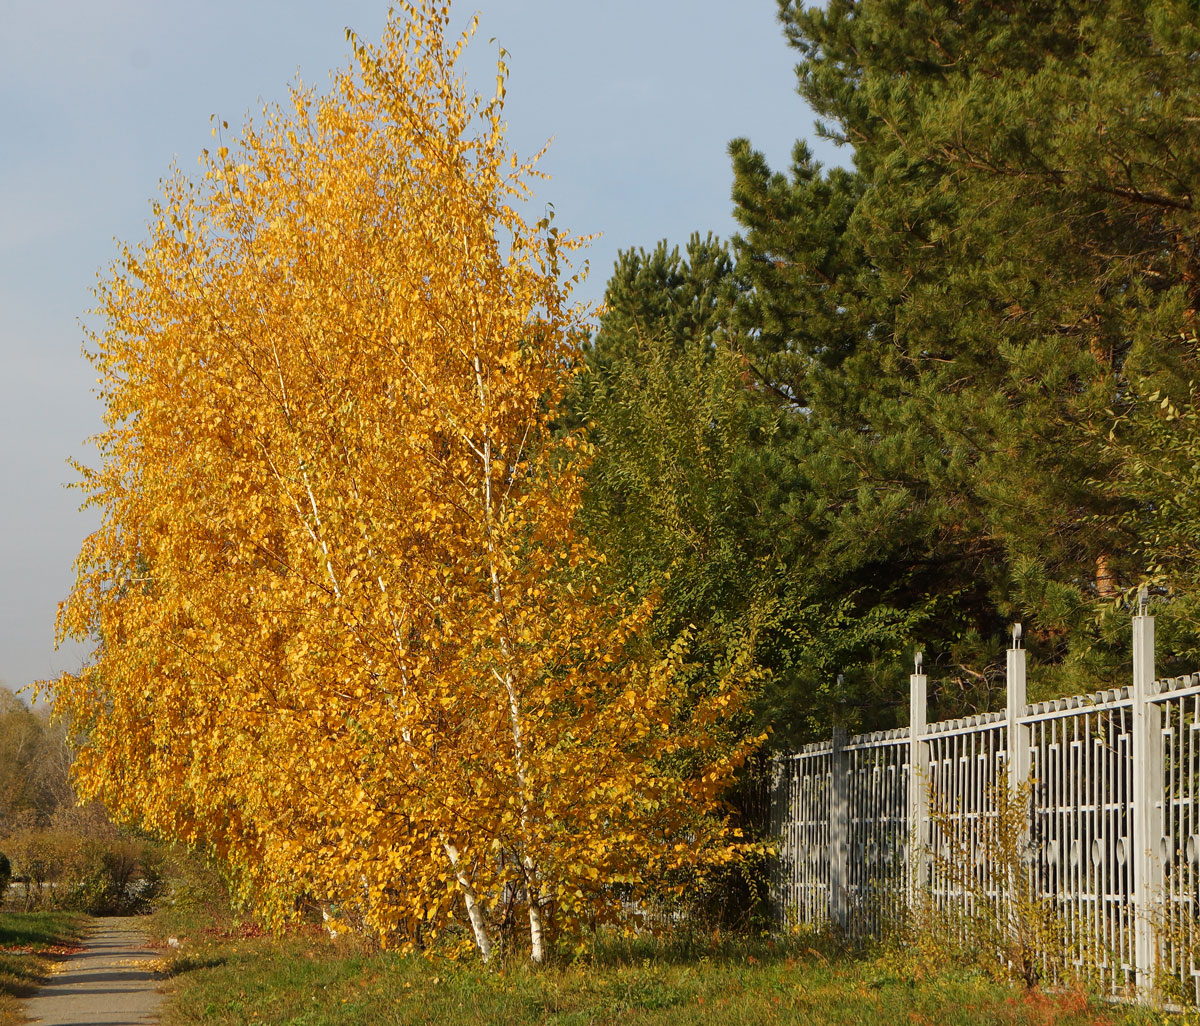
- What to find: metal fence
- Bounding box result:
[770,605,1200,1002]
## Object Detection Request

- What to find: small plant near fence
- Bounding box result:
[917,777,1092,990]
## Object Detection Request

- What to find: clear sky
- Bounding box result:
[0,0,845,694]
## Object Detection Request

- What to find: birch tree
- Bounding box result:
[53,1,760,961]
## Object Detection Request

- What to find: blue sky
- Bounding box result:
[0,0,845,693]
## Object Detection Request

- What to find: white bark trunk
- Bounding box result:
[472,352,546,963]
[444,841,493,962]
[525,859,546,964]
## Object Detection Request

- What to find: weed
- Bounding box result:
[912,777,1094,991]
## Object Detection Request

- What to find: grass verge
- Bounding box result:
[0,910,88,1026]
[149,911,1180,1026]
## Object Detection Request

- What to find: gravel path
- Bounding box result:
[22,916,164,1026]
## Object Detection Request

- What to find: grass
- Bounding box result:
[147,907,1182,1026]
[0,909,88,1026]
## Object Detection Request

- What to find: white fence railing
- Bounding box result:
[770,605,1200,1001]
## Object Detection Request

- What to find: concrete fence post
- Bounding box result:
[908,652,928,906]
[1006,624,1029,793]
[1131,591,1161,998]
[829,723,848,933]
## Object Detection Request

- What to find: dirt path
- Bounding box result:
[22,916,164,1026]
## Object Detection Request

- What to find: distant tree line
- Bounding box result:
[0,689,75,830]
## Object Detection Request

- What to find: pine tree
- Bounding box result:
[729,0,1200,701]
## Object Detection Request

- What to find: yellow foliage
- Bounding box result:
[52,1,762,960]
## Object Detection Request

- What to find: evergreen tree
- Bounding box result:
[729,0,1200,703]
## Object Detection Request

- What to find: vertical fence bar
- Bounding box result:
[908,653,928,906]
[1132,594,1160,997]
[1006,624,1029,792]
[830,724,848,932]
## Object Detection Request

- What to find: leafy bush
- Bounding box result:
[154,846,233,921]
[914,780,1076,989]
[62,838,164,915]
[5,830,163,914]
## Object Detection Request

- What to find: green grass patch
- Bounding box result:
[0,910,88,1026]
[151,919,1180,1026]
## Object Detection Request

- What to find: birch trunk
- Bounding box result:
[472,352,546,963]
[525,858,546,964]
[444,841,493,962]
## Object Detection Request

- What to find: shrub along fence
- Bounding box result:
[770,597,1200,1002]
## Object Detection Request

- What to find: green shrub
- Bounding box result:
[4,830,163,914]
[61,838,163,915]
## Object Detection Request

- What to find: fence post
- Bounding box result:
[908,652,928,906]
[829,723,848,933]
[1131,590,1160,999]
[1006,624,1029,792]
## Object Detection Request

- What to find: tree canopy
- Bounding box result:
[54,2,760,961]
[572,236,924,743]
